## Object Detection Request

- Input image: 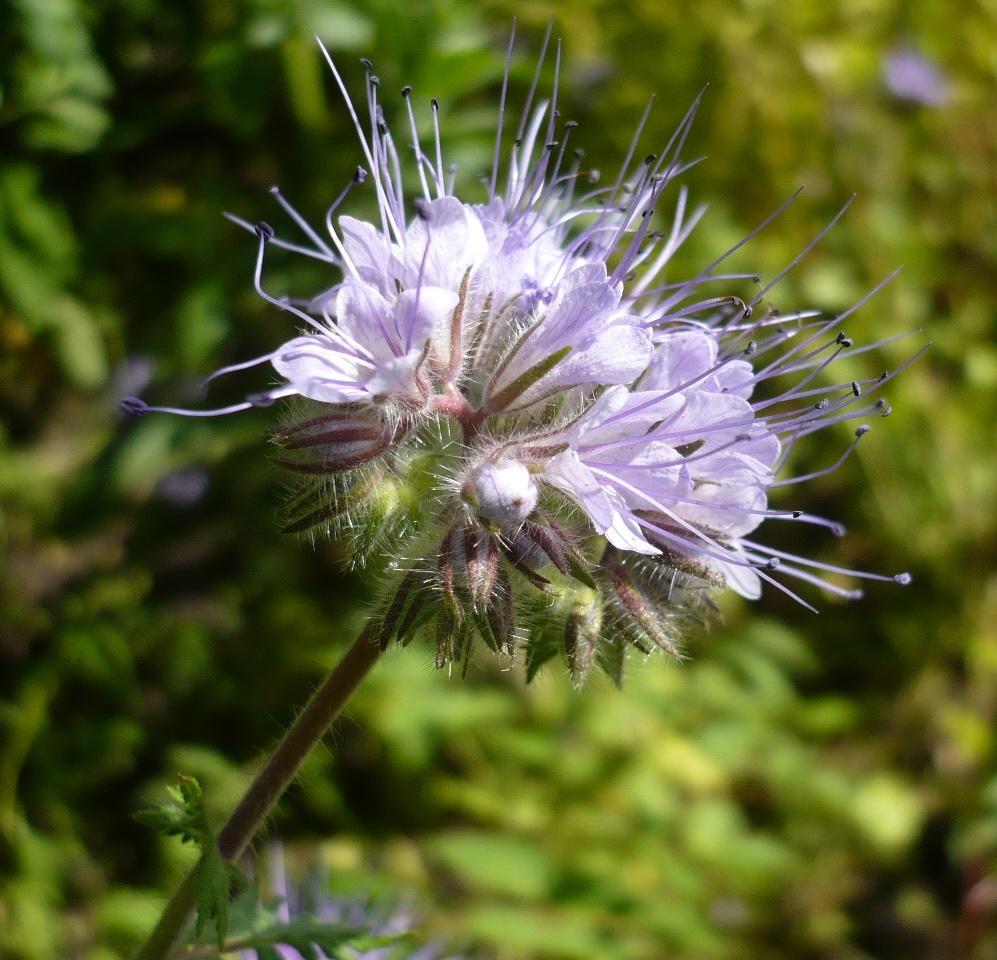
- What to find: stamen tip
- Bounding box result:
[354,166,368,184]
[894,572,912,586]
[256,221,275,242]
[120,396,150,417]
[855,425,870,437]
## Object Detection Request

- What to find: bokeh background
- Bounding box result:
[2,0,996,957]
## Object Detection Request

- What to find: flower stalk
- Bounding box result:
[134,623,382,960]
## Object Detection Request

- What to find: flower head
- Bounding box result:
[122,28,917,683]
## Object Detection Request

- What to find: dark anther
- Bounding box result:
[855,425,871,437]
[744,341,757,356]
[649,231,664,241]
[792,511,803,518]
[644,154,657,165]
[359,57,373,70]
[836,331,848,344]
[742,306,753,319]
[248,392,276,408]
[371,75,380,86]
[851,381,861,396]
[565,120,578,129]
[120,397,150,417]
[431,98,439,110]
[766,558,781,570]
[514,137,523,147]
[840,337,853,348]
[815,398,830,410]
[545,141,558,151]
[880,403,892,417]
[353,166,368,184]
[879,371,889,381]
[377,121,387,135]
[894,572,912,585]
[402,85,412,96]
[735,433,752,442]
[414,198,431,220]
[255,222,275,241]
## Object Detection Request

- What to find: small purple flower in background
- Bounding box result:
[883,47,951,106]
[240,844,463,960]
[122,27,918,683]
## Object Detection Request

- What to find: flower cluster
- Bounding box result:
[123,33,915,683]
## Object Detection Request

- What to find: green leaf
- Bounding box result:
[193,843,250,943]
[134,775,249,945]
[222,920,402,960]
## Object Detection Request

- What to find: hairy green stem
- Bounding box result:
[134,623,382,960]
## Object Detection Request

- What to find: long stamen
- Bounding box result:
[489,22,517,200]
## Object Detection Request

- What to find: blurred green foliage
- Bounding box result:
[2,0,996,958]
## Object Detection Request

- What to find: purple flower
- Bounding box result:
[883,47,950,106]
[239,844,462,960]
[121,27,917,679]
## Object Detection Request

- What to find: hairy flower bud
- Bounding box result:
[564,589,603,685]
[464,459,539,528]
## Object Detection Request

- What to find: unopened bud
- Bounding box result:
[606,565,681,658]
[463,528,500,608]
[564,590,603,685]
[465,459,539,527]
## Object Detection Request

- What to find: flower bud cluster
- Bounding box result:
[122,32,916,683]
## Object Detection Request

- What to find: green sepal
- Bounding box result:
[598,632,628,688]
[525,630,562,683]
[488,344,571,412]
